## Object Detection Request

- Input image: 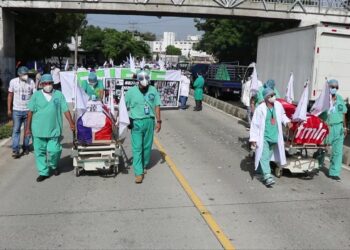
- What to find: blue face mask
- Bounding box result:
[330,88,337,95]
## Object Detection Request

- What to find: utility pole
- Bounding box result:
[74,32,78,70]
[129,22,138,37]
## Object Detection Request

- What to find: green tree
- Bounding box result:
[15,12,87,67]
[166,45,182,56]
[194,18,298,64]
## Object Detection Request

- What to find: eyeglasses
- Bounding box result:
[269,94,276,98]
[330,86,338,89]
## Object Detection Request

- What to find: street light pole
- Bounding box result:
[74,32,78,69]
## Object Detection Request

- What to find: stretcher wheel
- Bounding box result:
[75,167,81,177]
[274,167,283,178]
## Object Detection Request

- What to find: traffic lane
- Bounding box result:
[157,99,350,249]
[0,119,221,249]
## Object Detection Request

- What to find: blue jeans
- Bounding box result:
[179,96,188,109]
[12,110,31,153]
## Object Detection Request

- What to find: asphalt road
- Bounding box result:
[1,97,350,249]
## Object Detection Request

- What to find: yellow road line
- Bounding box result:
[154,137,236,250]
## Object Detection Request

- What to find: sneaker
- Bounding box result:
[330,176,341,182]
[135,175,143,184]
[53,169,60,176]
[264,177,275,187]
[36,175,48,182]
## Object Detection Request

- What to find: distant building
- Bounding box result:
[146,32,213,62]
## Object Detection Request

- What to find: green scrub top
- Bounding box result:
[193,76,204,101]
[255,86,280,106]
[125,85,161,120]
[264,106,278,143]
[81,80,104,99]
[319,94,347,125]
[28,90,69,138]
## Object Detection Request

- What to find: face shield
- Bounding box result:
[137,72,150,87]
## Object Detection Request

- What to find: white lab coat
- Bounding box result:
[241,79,262,107]
[249,101,290,170]
[179,75,190,97]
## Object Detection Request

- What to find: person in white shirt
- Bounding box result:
[50,64,61,90]
[7,66,36,158]
[179,72,190,110]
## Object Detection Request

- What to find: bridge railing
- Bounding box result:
[251,0,349,9]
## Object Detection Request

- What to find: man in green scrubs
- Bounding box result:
[318,79,347,181]
[125,71,162,184]
[193,73,204,111]
[25,74,75,182]
[255,79,281,106]
[81,72,104,100]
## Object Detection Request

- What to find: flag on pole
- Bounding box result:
[310,80,330,116]
[292,81,309,121]
[75,84,89,111]
[140,57,146,69]
[64,59,69,71]
[103,61,108,67]
[285,72,294,103]
[118,88,130,137]
[158,59,165,70]
[129,54,135,70]
[34,61,37,71]
[109,58,114,67]
[108,88,115,119]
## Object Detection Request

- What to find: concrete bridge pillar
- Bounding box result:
[0,7,15,97]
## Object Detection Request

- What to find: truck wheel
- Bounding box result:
[214,89,220,99]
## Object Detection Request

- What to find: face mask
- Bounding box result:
[330,88,337,95]
[43,85,53,93]
[20,75,28,81]
[268,96,276,103]
[139,79,149,87]
[89,81,97,87]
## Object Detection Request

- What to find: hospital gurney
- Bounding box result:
[71,100,122,177]
[273,99,329,177]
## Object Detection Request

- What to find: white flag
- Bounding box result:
[109,58,114,67]
[34,61,37,71]
[250,63,259,95]
[292,81,309,121]
[285,73,294,103]
[108,88,115,119]
[75,84,89,110]
[310,80,330,116]
[140,57,146,69]
[129,54,136,70]
[64,59,69,71]
[118,88,130,137]
[158,59,165,70]
[103,61,108,67]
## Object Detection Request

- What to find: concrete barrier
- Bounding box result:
[192,91,350,166]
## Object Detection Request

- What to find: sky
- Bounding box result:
[87,14,203,40]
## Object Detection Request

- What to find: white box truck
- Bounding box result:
[256,24,350,102]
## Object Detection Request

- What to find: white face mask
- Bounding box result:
[43,85,53,93]
[268,96,276,103]
[20,75,28,81]
[139,79,149,87]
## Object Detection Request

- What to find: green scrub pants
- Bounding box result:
[258,140,276,180]
[131,118,155,176]
[318,123,344,177]
[33,137,62,176]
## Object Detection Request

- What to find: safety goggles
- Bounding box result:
[330,86,338,89]
[268,94,276,98]
[138,74,150,81]
[41,82,53,86]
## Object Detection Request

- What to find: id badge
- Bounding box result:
[21,94,26,101]
[144,105,150,115]
[271,117,276,125]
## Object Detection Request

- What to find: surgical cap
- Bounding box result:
[263,87,275,99]
[88,72,98,84]
[137,71,150,81]
[17,66,29,76]
[40,74,54,83]
[328,79,339,87]
[265,79,275,89]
